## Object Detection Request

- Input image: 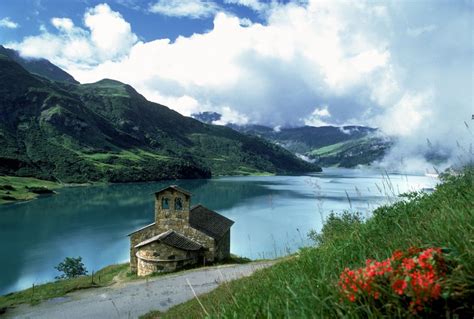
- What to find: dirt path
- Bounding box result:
[5,261,275,319]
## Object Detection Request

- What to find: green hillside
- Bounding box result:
[308,136,392,167]
[0,55,320,184]
[226,123,393,167]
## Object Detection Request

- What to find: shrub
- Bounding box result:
[54,257,88,279]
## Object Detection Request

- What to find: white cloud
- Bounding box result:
[213,106,249,125]
[9,3,137,65]
[84,4,137,60]
[0,17,19,29]
[51,17,74,31]
[304,106,332,127]
[149,0,219,19]
[374,92,432,137]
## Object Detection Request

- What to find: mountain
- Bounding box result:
[0,54,319,183]
[193,114,454,169]
[191,112,391,168]
[230,124,392,168]
[191,111,222,124]
[0,45,78,84]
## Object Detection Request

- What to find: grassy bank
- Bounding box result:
[0,264,128,312]
[0,176,62,204]
[148,167,473,318]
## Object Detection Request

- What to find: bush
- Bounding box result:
[55,257,88,279]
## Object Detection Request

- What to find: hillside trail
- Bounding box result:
[5,261,275,319]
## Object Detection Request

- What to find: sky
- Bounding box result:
[0,0,473,171]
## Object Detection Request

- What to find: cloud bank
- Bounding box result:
[8,1,473,172]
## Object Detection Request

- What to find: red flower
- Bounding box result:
[338,247,446,312]
[402,258,416,272]
[391,250,404,261]
[392,279,408,295]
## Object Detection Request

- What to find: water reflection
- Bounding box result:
[0,168,437,294]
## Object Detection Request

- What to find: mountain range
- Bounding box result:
[0,46,319,183]
[192,112,393,168]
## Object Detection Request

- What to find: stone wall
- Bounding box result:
[136,241,199,276]
[215,230,231,261]
[129,224,158,273]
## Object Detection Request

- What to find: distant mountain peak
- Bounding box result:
[92,78,126,86]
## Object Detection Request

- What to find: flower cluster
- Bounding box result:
[338,247,446,313]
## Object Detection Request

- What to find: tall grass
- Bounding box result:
[155,167,473,318]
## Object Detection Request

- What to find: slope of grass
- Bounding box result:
[308,136,392,168]
[0,176,62,204]
[150,167,473,318]
[0,264,128,312]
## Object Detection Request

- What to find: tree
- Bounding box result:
[55,256,88,279]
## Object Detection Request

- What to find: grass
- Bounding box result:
[0,263,129,312]
[0,176,62,204]
[309,136,372,157]
[232,166,274,176]
[146,167,473,318]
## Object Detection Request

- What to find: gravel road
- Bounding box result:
[5,261,275,319]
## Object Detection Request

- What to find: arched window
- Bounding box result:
[161,197,169,209]
[175,197,183,211]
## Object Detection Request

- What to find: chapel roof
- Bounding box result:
[135,230,203,251]
[189,204,234,239]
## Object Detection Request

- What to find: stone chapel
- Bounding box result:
[128,185,234,276]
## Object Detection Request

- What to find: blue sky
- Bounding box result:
[0,0,275,43]
[0,0,473,171]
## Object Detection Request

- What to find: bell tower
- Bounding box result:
[154,185,191,228]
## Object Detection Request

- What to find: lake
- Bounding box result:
[0,168,437,295]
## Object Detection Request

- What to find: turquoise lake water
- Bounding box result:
[0,168,437,295]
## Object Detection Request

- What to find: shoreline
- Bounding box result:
[0,168,320,205]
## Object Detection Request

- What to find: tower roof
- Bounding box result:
[154,185,192,197]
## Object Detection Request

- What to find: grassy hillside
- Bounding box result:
[150,167,473,318]
[0,56,319,183]
[308,136,392,167]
